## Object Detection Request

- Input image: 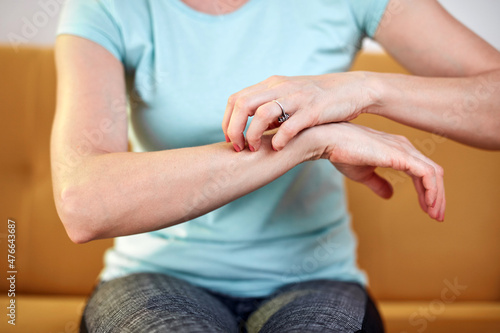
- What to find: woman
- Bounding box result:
[51,0,500,332]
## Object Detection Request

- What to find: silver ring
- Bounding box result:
[273,100,290,123]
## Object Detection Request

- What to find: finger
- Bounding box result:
[432,165,445,222]
[222,102,233,143]
[435,164,445,221]
[427,172,443,221]
[222,94,241,141]
[408,151,441,201]
[412,176,429,213]
[246,101,284,151]
[360,171,394,199]
[408,161,446,221]
[222,92,259,142]
[271,111,316,151]
[438,186,446,222]
[226,91,289,151]
[405,157,438,209]
[224,76,294,150]
[408,152,445,221]
[247,97,307,151]
[222,81,271,138]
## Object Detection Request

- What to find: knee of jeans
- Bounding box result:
[245,290,311,333]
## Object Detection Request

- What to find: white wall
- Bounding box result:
[0,0,62,49]
[0,0,499,51]
[439,0,500,51]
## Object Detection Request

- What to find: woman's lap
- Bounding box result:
[81,272,384,333]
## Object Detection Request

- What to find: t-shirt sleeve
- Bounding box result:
[348,0,390,38]
[57,0,124,62]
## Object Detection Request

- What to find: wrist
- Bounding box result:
[360,71,387,116]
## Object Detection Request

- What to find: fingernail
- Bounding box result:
[233,143,241,152]
[225,134,230,143]
[272,146,278,152]
[249,145,255,152]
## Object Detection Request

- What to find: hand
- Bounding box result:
[222,72,379,152]
[303,122,445,221]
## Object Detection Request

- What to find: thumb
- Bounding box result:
[361,172,394,199]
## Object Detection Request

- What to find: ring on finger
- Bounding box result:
[273,100,290,123]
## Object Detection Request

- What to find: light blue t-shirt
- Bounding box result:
[57,0,389,297]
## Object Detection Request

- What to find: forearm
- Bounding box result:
[366,69,500,149]
[54,134,312,243]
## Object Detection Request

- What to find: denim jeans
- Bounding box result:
[80,272,384,333]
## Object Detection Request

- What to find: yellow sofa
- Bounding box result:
[0,45,499,333]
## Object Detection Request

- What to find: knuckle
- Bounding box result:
[246,130,260,143]
[234,97,251,112]
[279,122,297,138]
[304,110,319,126]
[268,74,284,82]
[266,75,287,87]
[424,164,435,175]
[294,89,308,100]
[226,127,240,139]
[278,79,297,90]
[227,94,238,106]
[397,135,412,145]
[435,165,444,177]
[255,104,275,119]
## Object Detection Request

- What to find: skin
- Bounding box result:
[51,0,495,243]
[181,0,249,15]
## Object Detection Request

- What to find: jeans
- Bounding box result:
[80,272,384,333]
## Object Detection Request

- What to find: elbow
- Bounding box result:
[59,215,95,244]
[65,226,94,245]
[55,186,101,244]
[67,230,93,245]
